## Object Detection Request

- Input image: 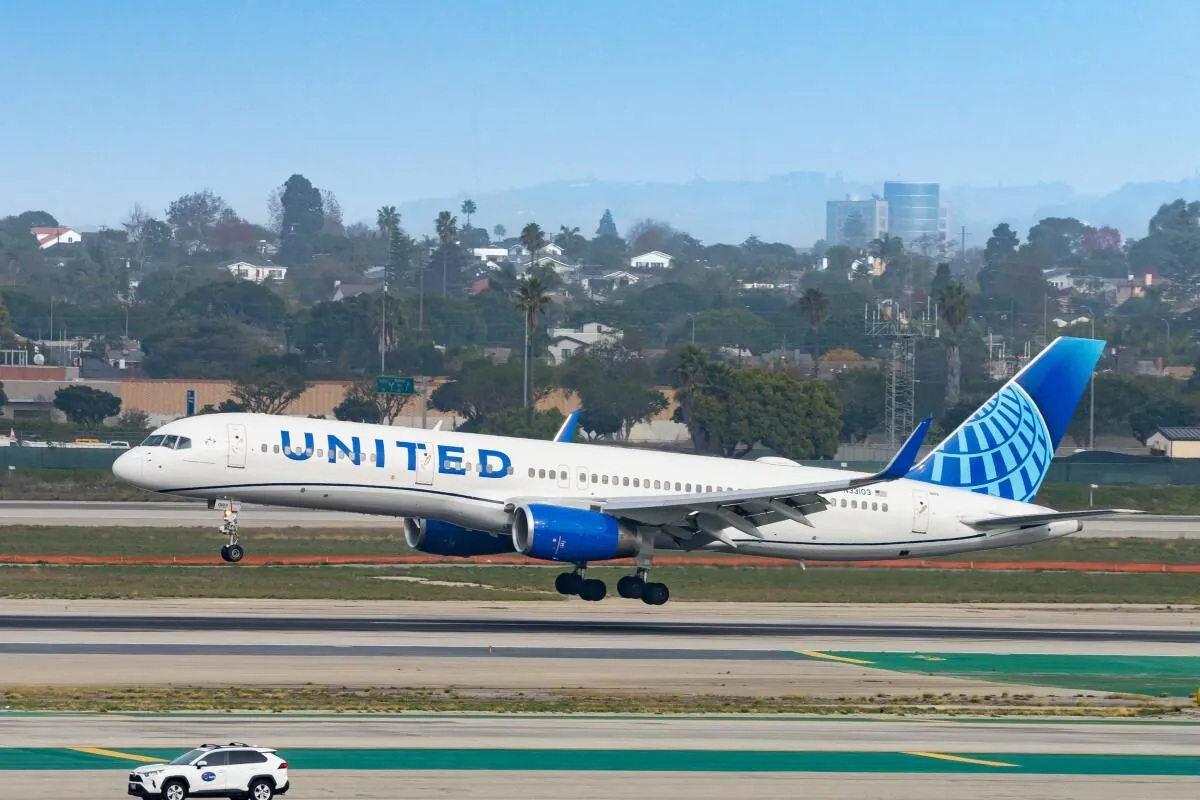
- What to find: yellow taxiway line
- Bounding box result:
[795,650,876,665]
[904,751,1018,768]
[69,747,162,764]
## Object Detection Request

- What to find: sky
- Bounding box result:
[3,0,1199,231]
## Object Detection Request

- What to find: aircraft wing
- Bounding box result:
[962,508,1144,530]
[580,417,933,545]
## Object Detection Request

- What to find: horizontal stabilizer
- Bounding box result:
[963,508,1144,530]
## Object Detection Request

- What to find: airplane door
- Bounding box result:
[557,464,571,490]
[912,490,930,534]
[416,444,435,485]
[226,424,247,469]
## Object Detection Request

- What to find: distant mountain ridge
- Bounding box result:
[392,172,1200,248]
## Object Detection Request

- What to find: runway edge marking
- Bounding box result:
[903,751,1018,768]
[68,747,160,763]
[795,650,875,665]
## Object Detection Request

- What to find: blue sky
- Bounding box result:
[3,0,1198,230]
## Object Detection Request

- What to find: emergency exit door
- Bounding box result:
[226,424,247,469]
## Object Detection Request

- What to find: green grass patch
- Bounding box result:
[4,526,1200,564]
[0,469,173,502]
[803,652,1200,698]
[1,563,1198,603]
[1036,483,1200,514]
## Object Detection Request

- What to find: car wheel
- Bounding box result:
[162,779,188,800]
[249,778,275,800]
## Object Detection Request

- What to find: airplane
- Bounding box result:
[111,336,1136,605]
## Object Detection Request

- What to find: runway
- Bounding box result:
[2,601,1197,797]
[2,500,1196,537]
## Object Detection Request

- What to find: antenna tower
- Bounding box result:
[865,298,939,449]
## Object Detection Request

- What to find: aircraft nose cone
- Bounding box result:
[112,449,142,485]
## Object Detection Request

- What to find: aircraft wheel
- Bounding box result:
[617,575,645,599]
[223,544,245,563]
[579,578,607,602]
[641,582,669,606]
[555,572,582,595]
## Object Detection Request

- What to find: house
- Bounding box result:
[472,247,509,262]
[545,322,623,365]
[630,250,673,270]
[531,255,577,275]
[578,270,639,299]
[541,242,566,258]
[227,261,287,283]
[1147,427,1200,458]
[331,277,384,301]
[30,227,82,248]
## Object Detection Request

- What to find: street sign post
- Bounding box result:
[186,389,196,416]
[375,376,415,395]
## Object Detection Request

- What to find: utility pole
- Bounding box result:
[960,225,967,257]
[379,283,387,374]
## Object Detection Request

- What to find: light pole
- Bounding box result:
[1079,306,1096,450]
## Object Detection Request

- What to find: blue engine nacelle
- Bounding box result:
[511,503,639,563]
[403,518,516,557]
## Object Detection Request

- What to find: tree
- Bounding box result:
[0,381,8,412]
[116,409,151,432]
[166,190,229,245]
[141,318,268,378]
[519,222,547,265]
[170,279,286,330]
[53,385,121,428]
[320,190,344,236]
[230,353,310,414]
[554,226,588,260]
[559,342,668,441]
[796,288,830,378]
[512,274,551,420]
[460,199,477,227]
[377,206,399,238]
[431,357,553,429]
[832,368,884,442]
[937,281,972,407]
[596,209,619,239]
[278,174,325,267]
[0,292,15,346]
[334,378,411,425]
[435,211,460,296]
[493,224,507,240]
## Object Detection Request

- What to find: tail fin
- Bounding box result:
[906,336,1104,502]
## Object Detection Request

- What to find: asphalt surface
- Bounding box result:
[1,500,1196,537]
[1,613,1197,642]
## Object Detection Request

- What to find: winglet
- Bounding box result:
[877,417,933,480]
[554,409,581,443]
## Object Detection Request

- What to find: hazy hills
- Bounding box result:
[392,172,1200,248]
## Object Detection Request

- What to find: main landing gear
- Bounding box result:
[213,498,245,563]
[554,565,670,605]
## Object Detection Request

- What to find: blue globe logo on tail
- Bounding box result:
[910,382,1052,501]
[906,336,1104,502]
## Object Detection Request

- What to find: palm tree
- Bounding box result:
[937,281,972,407]
[461,199,477,228]
[520,222,547,271]
[796,288,831,378]
[512,274,551,421]
[434,211,459,296]
[376,206,399,239]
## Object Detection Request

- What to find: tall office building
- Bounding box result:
[883,182,942,247]
[825,198,888,248]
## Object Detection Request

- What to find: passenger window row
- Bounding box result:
[839,498,888,512]
[525,467,729,494]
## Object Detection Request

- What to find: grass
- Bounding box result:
[0,563,1198,603]
[3,525,1200,563]
[1036,483,1200,514]
[0,685,1187,717]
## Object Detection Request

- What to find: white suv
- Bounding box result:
[127,742,290,800]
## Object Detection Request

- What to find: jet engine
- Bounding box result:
[403,518,516,557]
[511,503,639,563]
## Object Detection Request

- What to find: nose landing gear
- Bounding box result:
[214,499,244,563]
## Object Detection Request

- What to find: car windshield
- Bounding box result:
[168,749,208,766]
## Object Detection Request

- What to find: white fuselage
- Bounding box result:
[115,413,1079,561]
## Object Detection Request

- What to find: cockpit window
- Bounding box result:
[163,435,178,448]
[175,437,191,450]
[141,435,165,447]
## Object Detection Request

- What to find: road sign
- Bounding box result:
[186,389,196,416]
[375,376,415,395]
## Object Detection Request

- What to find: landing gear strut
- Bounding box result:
[215,499,244,563]
[554,565,606,602]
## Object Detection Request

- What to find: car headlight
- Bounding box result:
[142,769,164,778]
